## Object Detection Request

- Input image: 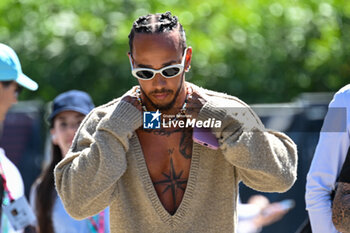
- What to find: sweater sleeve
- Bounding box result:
[54,101,142,220]
[197,101,297,193]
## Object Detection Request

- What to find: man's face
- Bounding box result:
[130,31,191,110]
[0,81,19,121]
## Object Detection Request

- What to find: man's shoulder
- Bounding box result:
[336,84,350,99]
[191,83,263,127]
[328,84,350,108]
[91,97,122,117]
[78,97,124,133]
[193,84,250,108]
[89,86,139,119]
[80,86,141,130]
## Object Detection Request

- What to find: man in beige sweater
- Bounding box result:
[54,11,298,233]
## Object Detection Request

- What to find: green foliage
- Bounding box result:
[1,0,350,104]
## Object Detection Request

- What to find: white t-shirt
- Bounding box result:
[0,148,25,233]
[306,84,350,233]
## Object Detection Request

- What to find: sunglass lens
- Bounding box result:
[136,70,154,79]
[162,67,180,77]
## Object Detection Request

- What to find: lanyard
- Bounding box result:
[0,162,14,203]
[88,210,105,233]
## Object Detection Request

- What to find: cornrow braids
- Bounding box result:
[128,11,187,54]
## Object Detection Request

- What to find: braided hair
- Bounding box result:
[128,11,187,54]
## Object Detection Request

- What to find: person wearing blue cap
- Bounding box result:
[0,43,38,233]
[0,43,38,92]
[306,84,350,233]
[30,90,109,233]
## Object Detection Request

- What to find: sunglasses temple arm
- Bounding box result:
[128,56,134,70]
[181,47,188,66]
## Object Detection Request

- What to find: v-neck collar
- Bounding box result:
[130,134,201,227]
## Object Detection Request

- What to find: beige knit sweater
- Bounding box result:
[54,84,297,233]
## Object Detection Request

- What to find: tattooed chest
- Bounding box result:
[144,146,192,215]
[151,156,191,215]
[136,127,193,215]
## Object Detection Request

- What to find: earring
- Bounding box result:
[185,65,191,72]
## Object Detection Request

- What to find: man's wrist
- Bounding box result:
[197,102,239,140]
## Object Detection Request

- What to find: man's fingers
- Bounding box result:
[121,95,142,111]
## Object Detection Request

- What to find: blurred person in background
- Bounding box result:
[0,43,38,233]
[306,84,350,233]
[237,195,292,233]
[30,90,109,233]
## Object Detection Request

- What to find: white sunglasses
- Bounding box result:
[129,48,189,80]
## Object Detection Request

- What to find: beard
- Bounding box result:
[140,73,184,111]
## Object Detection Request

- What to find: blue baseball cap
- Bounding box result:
[48,90,95,123]
[0,43,38,91]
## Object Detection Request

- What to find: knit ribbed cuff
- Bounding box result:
[114,101,143,130]
[197,102,228,138]
[98,101,143,136]
[197,102,227,123]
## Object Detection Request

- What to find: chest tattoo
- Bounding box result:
[153,158,188,212]
[179,129,192,159]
